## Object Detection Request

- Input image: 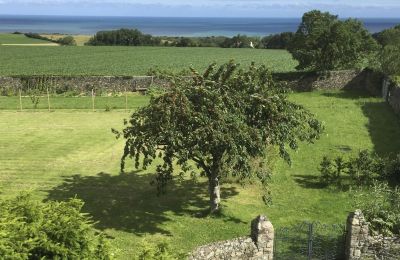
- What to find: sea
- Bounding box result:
[0,15,399,36]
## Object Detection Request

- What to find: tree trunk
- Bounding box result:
[208,175,221,213]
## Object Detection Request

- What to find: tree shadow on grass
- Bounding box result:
[361,102,400,157]
[322,89,400,157]
[292,174,327,189]
[46,171,240,236]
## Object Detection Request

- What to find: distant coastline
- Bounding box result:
[0,15,400,36]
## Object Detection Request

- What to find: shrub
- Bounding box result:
[347,150,384,186]
[352,182,400,235]
[0,194,112,259]
[380,44,400,76]
[57,36,76,46]
[136,239,183,260]
[318,150,385,187]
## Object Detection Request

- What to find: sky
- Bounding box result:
[1,0,400,17]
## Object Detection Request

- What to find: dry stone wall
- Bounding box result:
[346,210,400,260]
[188,215,274,260]
[0,69,382,96]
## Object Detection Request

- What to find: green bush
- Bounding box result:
[136,239,184,260]
[0,194,112,259]
[380,44,400,76]
[319,150,385,187]
[353,182,400,235]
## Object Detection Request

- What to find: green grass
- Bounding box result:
[0,95,150,110]
[0,90,399,259]
[0,46,297,76]
[0,33,51,44]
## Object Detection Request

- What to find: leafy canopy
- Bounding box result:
[118,61,323,199]
[0,194,112,259]
[288,10,379,71]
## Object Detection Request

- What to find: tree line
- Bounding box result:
[85,28,295,49]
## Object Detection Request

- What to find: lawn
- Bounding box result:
[0,46,297,76]
[0,33,51,44]
[0,90,399,259]
[0,95,150,110]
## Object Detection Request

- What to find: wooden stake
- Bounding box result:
[125,86,128,112]
[19,88,22,112]
[92,88,95,112]
[47,87,51,111]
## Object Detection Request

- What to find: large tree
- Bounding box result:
[288,10,378,71]
[117,62,323,213]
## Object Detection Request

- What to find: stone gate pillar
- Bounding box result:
[345,210,369,260]
[251,215,274,259]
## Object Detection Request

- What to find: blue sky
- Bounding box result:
[1,0,400,17]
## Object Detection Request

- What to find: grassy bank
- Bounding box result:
[0,46,296,76]
[0,90,399,258]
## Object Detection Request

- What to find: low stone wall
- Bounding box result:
[273,69,383,94]
[0,76,165,96]
[0,69,383,96]
[188,215,274,260]
[346,210,400,260]
[388,85,400,116]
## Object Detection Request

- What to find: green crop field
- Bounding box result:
[1,89,399,258]
[0,33,51,44]
[0,46,297,76]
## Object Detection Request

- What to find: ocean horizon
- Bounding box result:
[0,15,399,37]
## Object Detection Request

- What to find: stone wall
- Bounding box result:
[345,210,370,260]
[0,69,382,96]
[346,210,400,260]
[188,215,274,260]
[388,83,400,116]
[0,76,165,96]
[273,69,383,94]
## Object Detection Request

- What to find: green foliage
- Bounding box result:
[373,24,400,47]
[347,150,385,186]
[288,10,378,71]
[319,150,391,187]
[58,36,77,46]
[0,194,112,259]
[86,28,161,46]
[380,44,400,76]
[118,61,323,211]
[261,32,294,49]
[353,182,400,235]
[136,239,184,260]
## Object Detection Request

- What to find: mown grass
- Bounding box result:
[0,95,150,110]
[0,90,399,259]
[0,33,50,44]
[0,46,297,76]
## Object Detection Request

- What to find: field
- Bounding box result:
[0,46,297,76]
[41,34,92,46]
[0,33,54,45]
[1,90,399,258]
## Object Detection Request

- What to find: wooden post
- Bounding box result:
[19,88,23,112]
[47,87,51,111]
[125,86,128,112]
[92,88,95,112]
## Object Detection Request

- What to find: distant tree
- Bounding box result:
[175,37,196,47]
[373,25,400,47]
[58,36,76,46]
[288,10,379,71]
[380,44,400,76]
[261,32,294,49]
[86,28,161,46]
[116,61,323,213]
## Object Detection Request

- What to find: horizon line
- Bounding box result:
[1,13,400,19]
